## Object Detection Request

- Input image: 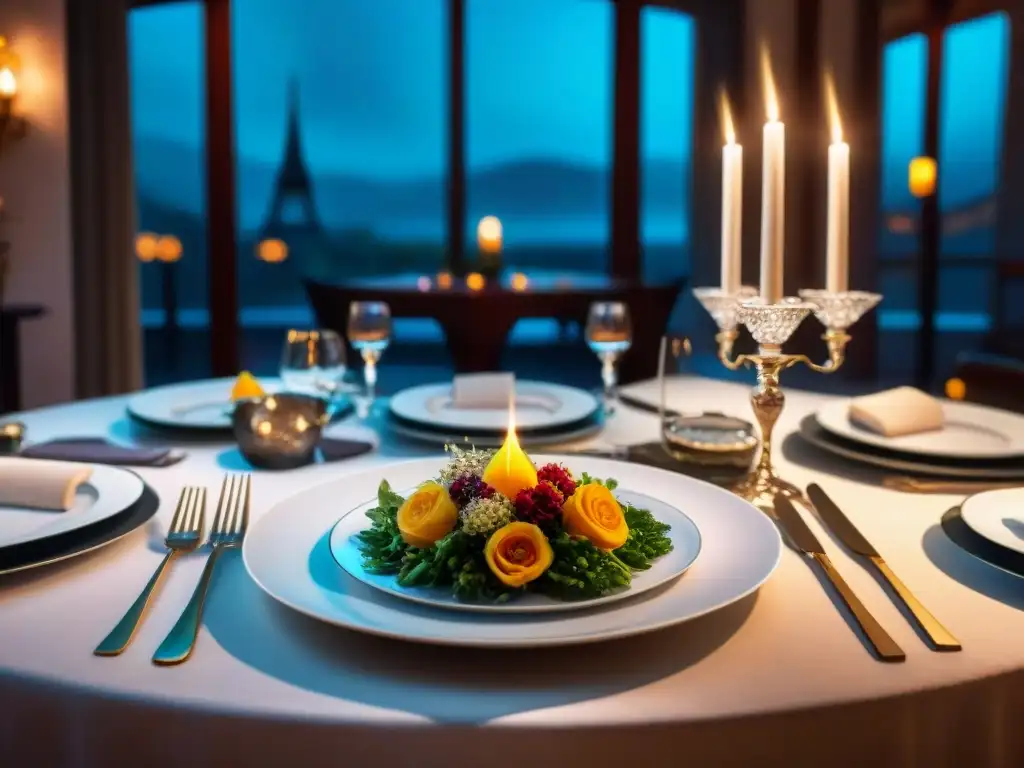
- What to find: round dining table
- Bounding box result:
[2,376,1023,767]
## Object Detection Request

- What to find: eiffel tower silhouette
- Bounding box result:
[260,79,324,243]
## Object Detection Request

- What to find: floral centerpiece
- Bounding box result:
[357,431,673,603]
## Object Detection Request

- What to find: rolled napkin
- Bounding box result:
[0,456,93,511]
[848,386,945,437]
[451,372,515,410]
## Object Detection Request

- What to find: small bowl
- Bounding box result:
[232,393,329,470]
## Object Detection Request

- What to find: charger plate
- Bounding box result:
[243,456,782,648]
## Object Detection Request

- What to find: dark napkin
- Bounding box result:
[18,439,181,467]
[318,437,376,463]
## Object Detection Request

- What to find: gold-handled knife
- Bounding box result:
[807,483,961,652]
[774,495,906,662]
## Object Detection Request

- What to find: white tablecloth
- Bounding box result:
[2,377,1023,767]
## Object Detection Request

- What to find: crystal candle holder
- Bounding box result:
[693,286,759,331]
[799,289,882,331]
[692,284,881,512]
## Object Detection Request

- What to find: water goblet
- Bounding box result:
[347,301,392,412]
[280,329,347,398]
[586,301,632,415]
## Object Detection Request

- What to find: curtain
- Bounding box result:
[65,0,142,398]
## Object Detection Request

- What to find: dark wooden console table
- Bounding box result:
[1,304,45,414]
[304,275,684,383]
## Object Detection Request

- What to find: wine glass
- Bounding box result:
[586,301,632,415]
[280,329,347,398]
[347,301,392,411]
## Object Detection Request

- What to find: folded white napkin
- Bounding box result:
[0,457,93,511]
[451,372,515,410]
[848,386,945,438]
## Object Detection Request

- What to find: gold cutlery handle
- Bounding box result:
[869,556,961,651]
[94,551,178,656]
[884,476,1022,495]
[811,552,906,662]
[152,548,224,666]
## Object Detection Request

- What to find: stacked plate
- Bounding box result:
[127,377,352,433]
[388,381,603,447]
[0,465,159,575]
[943,489,1024,578]
[243,457,783,648]
[798,399,1024,480]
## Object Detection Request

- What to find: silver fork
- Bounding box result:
[94,486,206,656]
[152,474,251,666]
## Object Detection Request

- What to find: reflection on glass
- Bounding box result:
[585,302,632,415]
[348,302,392,409]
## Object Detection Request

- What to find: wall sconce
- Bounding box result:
[909,156,937,198]
[0,37,26,152]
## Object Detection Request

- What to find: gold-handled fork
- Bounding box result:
[152,474,250,666]
[94,487,206,656]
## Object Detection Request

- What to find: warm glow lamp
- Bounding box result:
[466,272,486,291]
[909,157,937,198]
[135,233,160,262]
[156,235,183,263]
[0,36,25,151]
[256,238,288,263]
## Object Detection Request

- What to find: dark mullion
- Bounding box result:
[205,0,239,376]
[448,0,466,276]
[611,1,641,279]
[916,0,951,389]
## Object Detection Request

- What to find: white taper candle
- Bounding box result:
[759,119,785,304]
[721,143,743,294]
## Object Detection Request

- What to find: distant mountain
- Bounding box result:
[132,136,689,233]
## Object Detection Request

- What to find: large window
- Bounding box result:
[465,0,613,275]
[640,6,694,285]
[879,12,1009,382]
[232,0,448,370]
[128,2,207,385]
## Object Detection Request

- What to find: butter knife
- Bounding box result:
[774,495,906,662]
[807,484,961,652]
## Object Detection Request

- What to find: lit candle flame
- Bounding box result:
[825,72,843,144]
[760,45,779,123]
[719,90,736,145]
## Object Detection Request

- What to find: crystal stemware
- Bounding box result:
[347,301,392,411]
[280,329,347,397]
[586,301,632,415]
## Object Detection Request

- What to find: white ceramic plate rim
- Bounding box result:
[389,381,599,433]
[328,487,702,614]
[798,419,1024,479]
[960,488,1024,556]
[127,377,283,430]
[388,418,603,449]
[816,399,1024,459]
[0,465,146,549]
[242,456,782,648]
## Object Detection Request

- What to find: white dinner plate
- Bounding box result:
[389,381,599,434]
[127,377,283,431]
[387,416,604,449]
[960,488,1024,556]
[0,465,146,549]
[243,456,782,648]
[329,487,701,614]
[816,398,1024,460]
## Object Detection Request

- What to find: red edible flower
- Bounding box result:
[449,474,496,508]
[514,482,564,532]
[537,463,576,500]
